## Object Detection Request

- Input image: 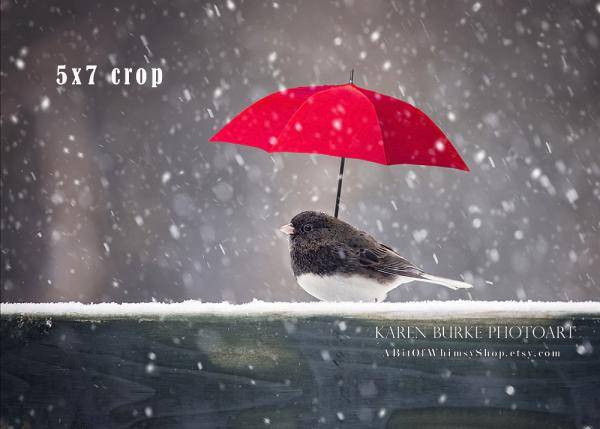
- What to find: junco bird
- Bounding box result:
[280,211,472,302]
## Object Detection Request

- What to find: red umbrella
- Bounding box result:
[210,71,469,217]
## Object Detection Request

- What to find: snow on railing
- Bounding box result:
[1,300,599,319]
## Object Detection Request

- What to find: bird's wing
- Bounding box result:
[345,232,424,278]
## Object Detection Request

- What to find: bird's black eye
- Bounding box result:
[302,224,313,233]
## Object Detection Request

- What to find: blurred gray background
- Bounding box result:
[1,0,599,303]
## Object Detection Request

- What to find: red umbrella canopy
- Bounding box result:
[210,83,469,171]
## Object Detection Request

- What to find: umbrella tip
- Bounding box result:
[349,69,354,84]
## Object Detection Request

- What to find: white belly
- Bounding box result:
[296,273,412,302]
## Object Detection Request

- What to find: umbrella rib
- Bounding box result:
[269,85,347,153]
[350,86,388,164]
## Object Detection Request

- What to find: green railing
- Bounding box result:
[1,301,599,428]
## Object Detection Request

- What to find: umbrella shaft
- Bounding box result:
[334,157,345,218]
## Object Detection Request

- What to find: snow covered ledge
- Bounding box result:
[2,300,599,427]
[1,300,599,320]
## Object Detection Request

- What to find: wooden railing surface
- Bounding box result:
[1,303,599,428]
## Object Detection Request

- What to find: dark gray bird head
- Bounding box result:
[279,211,354,246]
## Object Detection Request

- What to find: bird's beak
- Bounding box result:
[279,223,295,236]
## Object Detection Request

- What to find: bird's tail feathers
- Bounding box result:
[419,274,473,290]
